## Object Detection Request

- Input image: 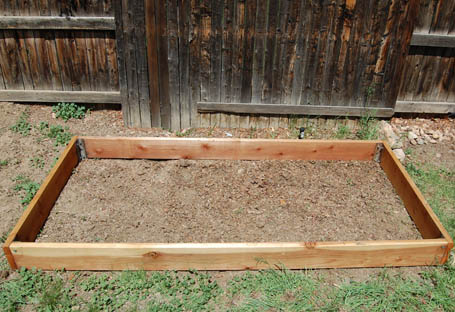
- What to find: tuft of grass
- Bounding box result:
[52,102,88,121]
[356,111,379,140]
[335,123,351,139]
[0,159,8,167]
[13,175,40,206]
[10,112,32,136]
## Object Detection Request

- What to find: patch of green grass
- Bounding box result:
[13,175,40,206]
[329,268,455,311]
[52,102,88,121]
[0,159,8,167]
[46,125,73,146]
[10,112,32,136]
[356,111,379,140]
[228,266,324,311]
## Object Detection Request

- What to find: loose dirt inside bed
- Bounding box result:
[37,159,422,243]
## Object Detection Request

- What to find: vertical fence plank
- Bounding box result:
[280,0,301,105]
[189,0,201,127]
[167,0,180,130]
[179,0,191,128]
[271,0,288,104]
[145,0,161,127]
[114,0,130,125]
[199,0,212,127]
[157,0,172,129]
[135,0,152,128]
[240,0,256,104]
[251,0,267,103]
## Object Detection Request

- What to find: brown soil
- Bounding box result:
[37,158,421,243]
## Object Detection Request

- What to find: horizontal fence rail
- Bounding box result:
[0,16,115,30]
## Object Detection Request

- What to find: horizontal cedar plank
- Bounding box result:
[3,137,79,269]
[0,16,115,30]
[395,101,455,114]
[197,102,394,117]
[0,90,121,103]
[82,137,379,161]
[9,240,448,271]
[410,33,455,48]
[381,143,452,246]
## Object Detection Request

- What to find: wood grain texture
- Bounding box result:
[9,239,449,271]
[82,137,379,161]
[380,143,452,243]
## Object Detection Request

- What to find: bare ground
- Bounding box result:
[37,159,420,243]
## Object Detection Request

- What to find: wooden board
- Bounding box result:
[197,102,394,117]
[0,90,121,103]
[395,101,455,114]
[3,137,453,271]
[3,137,79,269]
[9,240,449,271]
[82,137,378,161]
[0,16,115,30]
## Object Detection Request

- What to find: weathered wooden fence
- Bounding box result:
[397,0,455,113]
[0,0,120,103]
[116,0,419,129]
[0,0,454,129]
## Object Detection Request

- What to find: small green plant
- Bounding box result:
[13,175,40,206]
[30,157,45,169]
[176,128,193,137]
[10,112,32,136]
[365,83,377,101]
[0,159,8,167]
[0,231,8,243]
[335,123,351,139]
[356,111,379,140]
[249,126,257,139]
[36,121,49,134]
[207,125,216,137]
[52,102,88,121]
[46,125,73,146]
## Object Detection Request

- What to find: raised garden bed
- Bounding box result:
[3,137,453,271]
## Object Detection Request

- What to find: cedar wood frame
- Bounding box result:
[3,137,453,271]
